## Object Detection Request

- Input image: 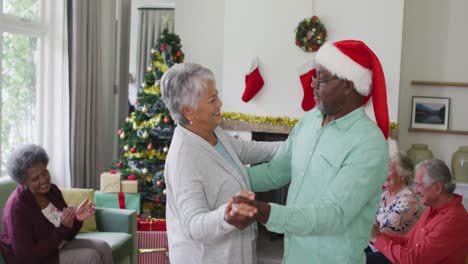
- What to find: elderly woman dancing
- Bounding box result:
[0,144,112,264]
[365,152,423,263]
[160,63,281,264]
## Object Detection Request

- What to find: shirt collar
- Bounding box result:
[431,194,463,214]
[317,106,366,132]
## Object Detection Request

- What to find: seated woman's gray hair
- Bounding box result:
[391,152,414,185]
[160,63,215,125]
[6,144,49,183]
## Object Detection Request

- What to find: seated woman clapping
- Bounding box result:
[0,144,113,264]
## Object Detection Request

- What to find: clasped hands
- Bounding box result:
[224,191,271,230]
[61,198,95,228]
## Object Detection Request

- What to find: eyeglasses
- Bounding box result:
[312,75,341,88]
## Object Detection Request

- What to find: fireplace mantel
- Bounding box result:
[220,119,292,134]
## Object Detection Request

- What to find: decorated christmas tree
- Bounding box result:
[112,28,184,218]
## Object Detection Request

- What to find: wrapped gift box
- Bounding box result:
[100,172,121,193]
[94,191,141,214]
[121,180,138,193]
[138,217,166,231]
[138,231,169,264]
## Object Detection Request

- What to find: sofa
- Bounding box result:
[0,177,137,264]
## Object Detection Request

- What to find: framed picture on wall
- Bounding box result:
[411,96,450,130]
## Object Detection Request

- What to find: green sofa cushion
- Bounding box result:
[75,232,131,251]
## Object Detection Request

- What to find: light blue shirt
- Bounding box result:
[214,140,244,178]
[248,107,388,264]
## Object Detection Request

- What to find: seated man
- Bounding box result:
[370,159,468,264]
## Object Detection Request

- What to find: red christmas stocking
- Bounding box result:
[298,62,317,111]
[242,57,264,102]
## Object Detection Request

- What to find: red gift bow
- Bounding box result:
[118,192,126,209]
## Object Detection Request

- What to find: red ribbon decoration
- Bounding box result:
[118,192,126,209]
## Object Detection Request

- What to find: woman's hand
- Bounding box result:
[61,206,77,228]
[75,198,95,222]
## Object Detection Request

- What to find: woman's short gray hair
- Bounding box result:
[6,144,49,184]
[416,159,456,194]
[391,152,414,185]
[160,63,215,125]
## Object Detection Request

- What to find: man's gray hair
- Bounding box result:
[416,159,456,194]
[6,144,49,184]
[391,152,414,185]
[160,63,215,125]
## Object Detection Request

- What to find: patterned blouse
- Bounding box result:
[376,187,423,235]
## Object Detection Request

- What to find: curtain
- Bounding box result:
[129,9,174,106]
[69,0,101,188]
[36,0,70,187]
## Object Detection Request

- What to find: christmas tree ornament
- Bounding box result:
[163,116,170,123]
[142,168,149,174]
[156,180,164,187]
[123,145,129,151]
[117,129,123,135]
[163,189,166,195]
[163,146,169,153]
[147,65,153,72]
[117,162,123,169]
[142,105,148,113]
[130,146,137,153]
[151,48,156,54]
[133,123,138,131]
[143,131,149,139]
[155,197,161,203]
[120,132,126,139]
[315,40,389,138]
[128,174,137,181]
[242,57,264,102]
[140,82,146,88]
[125,117,130,122]
[298,60,317,111]
[160,44,167,51]
[147,143,154,151]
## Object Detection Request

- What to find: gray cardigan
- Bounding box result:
[165,125,281,264]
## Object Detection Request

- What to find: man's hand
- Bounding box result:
[224,191,272,229]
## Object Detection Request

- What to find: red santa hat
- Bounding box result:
[315,40,389,139]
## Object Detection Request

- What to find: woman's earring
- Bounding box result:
[190,120,193,125]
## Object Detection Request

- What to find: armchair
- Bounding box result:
[0,177,137,264]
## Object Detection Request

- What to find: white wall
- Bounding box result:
[176,0,404,120]
[174,0,225,88]
[398,0,468,167]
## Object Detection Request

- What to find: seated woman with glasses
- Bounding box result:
[0,144,113,264]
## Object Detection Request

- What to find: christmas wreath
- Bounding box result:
[295,16,327,52]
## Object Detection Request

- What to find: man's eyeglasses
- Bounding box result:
[312,75,341,88]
